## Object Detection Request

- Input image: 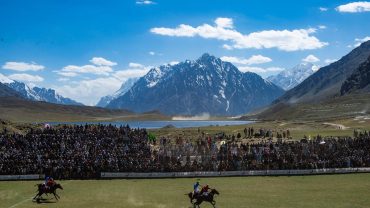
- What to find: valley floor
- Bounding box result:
[149,116,370,140]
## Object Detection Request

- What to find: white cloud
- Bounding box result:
[222,44,233,50]
[128,62,145,68]
[336,1,370,13]
[319,7,328,12]
[55,61,152,105]
[0,73,14,84]
[58,78,70,82]
[318,25,327,29]
[136,0,155,5]
[312,65,320,72]
[221,55,272,65]
[238,66,284,73]
[151,17,328,51]
[56,77,123,106]
[2,62,45,71]
[61,65,113,76]
[353,36,370,47]
[90,57,117,66]
[8,73,44,83]
[113,63,151,80]
[56,57,116,77]
[113,69,148,80]
[302,54,320,63]
[215,17,234,29]
[324,59,338,64]
[149,51,156,55]
[57,71,78,77]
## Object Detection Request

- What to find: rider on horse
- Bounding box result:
[193,181,201,196]
[200,184,211,196]
[44,176,56,190]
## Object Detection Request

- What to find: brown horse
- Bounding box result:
[33,183,63,202]
[188,188,220,208]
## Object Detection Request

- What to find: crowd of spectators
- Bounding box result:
[0,124,369,179]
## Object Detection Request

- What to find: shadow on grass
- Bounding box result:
[33,198,57,204]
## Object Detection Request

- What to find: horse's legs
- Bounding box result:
[33,193,40,200]
[53,192,58,200]
[194,200,202,208]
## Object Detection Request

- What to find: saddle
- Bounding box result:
[42,184,53,192]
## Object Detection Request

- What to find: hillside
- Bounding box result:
[243,93,370,121]
[0,97,169,122]
[341,55,370,95]
[0,83,21,97]
[275,40,370,104]
[245,41,370,121]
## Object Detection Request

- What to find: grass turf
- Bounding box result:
[1,174,369,208]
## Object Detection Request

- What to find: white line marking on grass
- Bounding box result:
[8,197,33,208]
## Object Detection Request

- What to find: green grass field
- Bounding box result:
[1,174,369,208]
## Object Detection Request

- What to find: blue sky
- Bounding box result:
[0,0,369,105]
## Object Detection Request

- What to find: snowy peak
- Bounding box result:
[267,63,315,90]
[107,53,285,116]
[0,75,82,106]
[0,73,14,84]
[145,65,172,88]
[114,77,139,97]
[197,53,219,63]
[33,87,83,106]
[96,77,139,107]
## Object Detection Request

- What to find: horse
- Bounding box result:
[188,188,220,208]
[33,183,63,201]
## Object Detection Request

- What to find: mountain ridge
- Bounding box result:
[0,74,83,106]
[107,53,285,116]
[96,77,139,107]
[267,63,315,90]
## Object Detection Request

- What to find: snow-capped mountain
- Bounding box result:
[0,73,82,106]
[96,77,139,107]
[0,82,21,97]
[107,53,285,116]
[267,63,316,90]
[6,80,42,100]
[32,87,83,106]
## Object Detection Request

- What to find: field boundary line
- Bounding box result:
[101,167,370,179]
[8,197,33,208]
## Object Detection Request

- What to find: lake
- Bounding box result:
[49,120,253,129]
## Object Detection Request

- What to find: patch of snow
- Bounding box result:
[0,73,14,84]
[221,80,226,87]
[219,89,226,99]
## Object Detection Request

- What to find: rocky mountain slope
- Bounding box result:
[96,77,139,107]
[267,63,315,90]
[107,53,284,116]
[0,74,82,106]
[275,40,370,104]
